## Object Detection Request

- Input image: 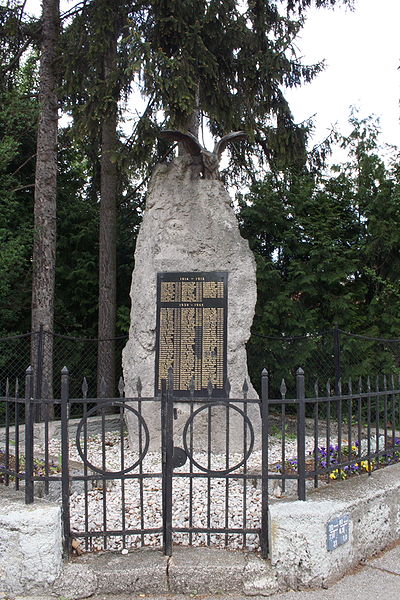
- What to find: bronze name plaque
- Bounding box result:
[155,272,228,396]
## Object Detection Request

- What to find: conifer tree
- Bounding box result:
[31,0,59,414]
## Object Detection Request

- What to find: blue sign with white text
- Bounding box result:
[327,514,350,551]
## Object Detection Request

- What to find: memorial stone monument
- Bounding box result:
[122,130,260,451]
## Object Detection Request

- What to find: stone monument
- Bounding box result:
[122,130,260,451]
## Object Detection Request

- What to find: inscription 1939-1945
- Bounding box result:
[155,272,228,397]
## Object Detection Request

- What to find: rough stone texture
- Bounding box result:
[53,563,98,600]
[269,498,351,589]
[122,155,259,450]
[53,550,169,599]
[48,462,400,599]
[243,554,280,596]
[0,487,62,596]
[368,542,400,575]
[82,550,169,595]
[168,547,246,594]
[269,462,400,590]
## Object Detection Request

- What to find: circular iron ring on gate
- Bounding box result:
[75,402,150,476]
[182,402,255,475]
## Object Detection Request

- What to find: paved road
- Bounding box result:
[89,542,400,600]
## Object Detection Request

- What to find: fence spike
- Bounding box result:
[280,379,287,399]
[242,378,249,397]
[375,375,379,392]
[326,379,331,396]
[5,378,9,397]
[189,376,195,397]
[358,376,363,394]
[391,373,395,390]
[118,376,125,397]
[82,377,88,398]
[225,377,231,398]
[136,376,142,397]
[314,379,319,398]
[100,376,107,398]
[337,377,342,396]
[207,378,213,397]
[15,377,19,398]
[366,376,371,393]
[383,374,387,391]
[348,377,352,395]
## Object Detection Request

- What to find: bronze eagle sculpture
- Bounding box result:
[159,130,247,179]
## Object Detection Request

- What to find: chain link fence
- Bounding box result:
[0,330,128,423]
[249,328,400,397]
[2,327,400,423]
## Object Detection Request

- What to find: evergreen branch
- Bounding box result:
[122,94,157,150]
[121,144,177,205]
[10,183,35,193]
[0,37,32,77]
[11,153,36,177]
[60,1,89,22]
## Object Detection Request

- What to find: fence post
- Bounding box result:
[161,369,174,557]
[296,367,306,501]
[333,324,341,396]
[61,366,71,555]
[24,366,34,504]
[260,368,269,559]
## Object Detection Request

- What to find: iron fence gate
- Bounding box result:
[4,364,398,558]
[54,368,269,557]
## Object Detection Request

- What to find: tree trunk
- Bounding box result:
[97,36,118,399]
[178,83,200,155]
[31,0,59,419]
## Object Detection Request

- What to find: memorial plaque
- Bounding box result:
[155,272,228,396]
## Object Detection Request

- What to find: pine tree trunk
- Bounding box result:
[97,38,118,399]
[31,0,59,419]
[178,84,200,155]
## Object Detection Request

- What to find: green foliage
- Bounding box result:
[0,57,38,336]
[239,115,400,388]
[0,1,40,86]
[140,0,324,173]
[54,130,100,336]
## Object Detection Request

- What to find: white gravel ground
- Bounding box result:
[34,430,330,553]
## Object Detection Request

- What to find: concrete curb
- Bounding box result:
[51,463,400,599]
[52,547,278,599]
[3,463,400,598]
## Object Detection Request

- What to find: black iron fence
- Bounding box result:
[1,364,400,559]
[0,366,267,556]
[263,369,400,500]
[3,327,400,412]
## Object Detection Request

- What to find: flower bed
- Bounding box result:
[272,436,400,481]
[0,450,61,483]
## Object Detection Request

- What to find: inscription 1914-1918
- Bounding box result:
[155,272,228,396]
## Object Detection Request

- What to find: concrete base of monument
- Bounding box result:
[125,399,262,454]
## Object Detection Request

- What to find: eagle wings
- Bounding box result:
[159,130,247,179]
